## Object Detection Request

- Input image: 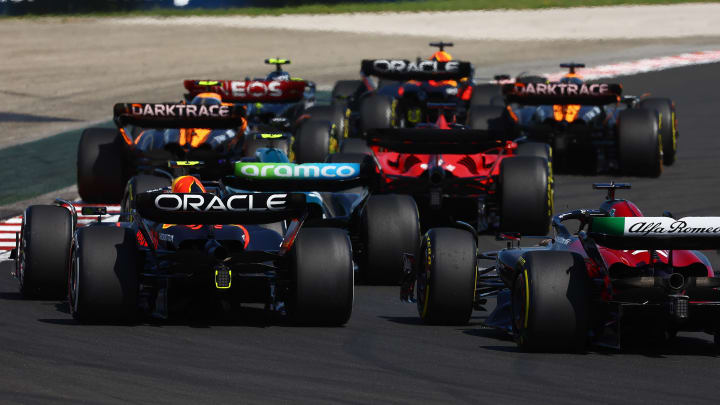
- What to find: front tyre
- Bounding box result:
[416,228,477,325]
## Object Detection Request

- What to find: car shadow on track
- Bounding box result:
[380,315,488,326]
[461,324,719,357]
[36,304,319,329]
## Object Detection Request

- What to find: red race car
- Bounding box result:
[333,62,553,234]
[402,182,720,352]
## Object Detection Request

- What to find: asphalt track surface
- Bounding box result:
[1,63,720,404]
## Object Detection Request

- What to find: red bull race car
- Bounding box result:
[14,170,358,324]
[401,182,720,351]
[331,42,483,139]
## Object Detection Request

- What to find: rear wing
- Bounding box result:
[183,80,307,103]
[225,162,373,192]
[365,128,506,154]
[589,217,720,250]
[135,191,306,224]
[502,82,622,105]
[113,103,245,129]
[360,59,472,81]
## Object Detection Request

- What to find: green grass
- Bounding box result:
[0,122,114,205]
[3,0,717,18]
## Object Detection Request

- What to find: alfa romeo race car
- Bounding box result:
[183,58,344,164]
[401,182,720,351]
[495,63,678,175]
[14,174,356,324]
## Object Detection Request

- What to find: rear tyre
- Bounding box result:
[618,109,662,177]
[517,142,550,161]
[70,227,138,323]
[512,251,590,352]
[361,195,420,284]
[331,80,364,105]
[293,119,331,163]
[416,228,476,325]
[304,105,345,143]
[360,94,392,132]
[18,205,72,299]
[466,105,509,132]
[469,84,503,107]
[289,228,353,325]
[499,156,551,236]
[122,174,172,215]
[340,138,372,155]
[77,128,126,203]
[640,98,677,166]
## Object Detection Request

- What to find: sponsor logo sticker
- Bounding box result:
[592,217,720,237]
[234,163,360,179]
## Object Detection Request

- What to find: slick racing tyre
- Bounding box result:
[499,156,552,236]
[469,84,503,107]
[77,128,126,203]
[331,80,364,105]
[293,119,331,163]
[288,228,353,325]
[618,109,662,177]
[466,105,509,133]
[360,94,392,132]
[340,138,373,155]
[416,228,476,325]
[122,174,172,214]
[517,142,551,161]
[640,98,677,165]
[516,142,554,203]
[512,251,590,352]
[360,195,420,284]
[18,205,72,299]
[304,105,345,144]
[70,226,138,323]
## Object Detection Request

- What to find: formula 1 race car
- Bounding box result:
[123,157,420,285]
[77,100,248,203]
[494,63,678,175]
[361,127,553,235]
[183,58,344,164]
[14,174,356,324]
[401,182,720,351]
[330,42,482,139]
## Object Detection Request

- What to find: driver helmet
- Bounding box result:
[429,50,452,62]
[190,92,222,106]
[266,70,290,81]
[171,175,206,194]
